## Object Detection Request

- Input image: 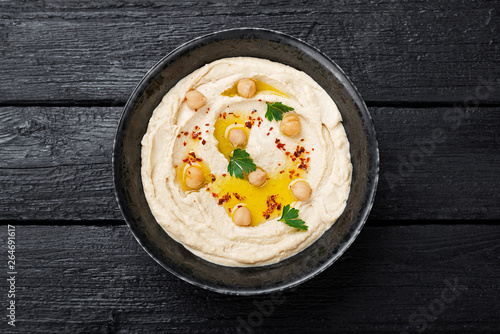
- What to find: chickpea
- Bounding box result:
[237,78,257,98]
[290,181,312,201]
[185,166,204,189]
[280,114,301,137]
[185,90,206,109]
[248,168,266,187]
[233,206,252,226]
[228,128,247,148]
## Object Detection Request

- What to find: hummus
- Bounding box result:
[141,57,352,267]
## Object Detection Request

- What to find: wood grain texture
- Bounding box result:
[0,106,118,220]
[0,224,498,333]
[1,106,499,221]
[0,0,499,104]
[373,106,500,220]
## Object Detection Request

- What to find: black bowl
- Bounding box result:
[113,28,379,295]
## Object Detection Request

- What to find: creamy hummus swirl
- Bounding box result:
[141,57,351,267]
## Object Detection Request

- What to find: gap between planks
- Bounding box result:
[1,101,500,108]
[0,219,498,226]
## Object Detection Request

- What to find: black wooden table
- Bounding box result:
[1,1,499,333]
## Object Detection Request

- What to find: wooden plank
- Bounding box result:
[0,224,498,333]
[0,0,499,103]
[0,106,499,221]
[0,106,118,220]
[373,106,500,220]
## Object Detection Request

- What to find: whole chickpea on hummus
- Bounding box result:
[141,57,352,267]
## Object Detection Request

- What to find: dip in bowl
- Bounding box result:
[114,28,378,295]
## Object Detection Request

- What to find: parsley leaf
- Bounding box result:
[278,204,308,230]
[227,148,257,179]
[265,102,294,121]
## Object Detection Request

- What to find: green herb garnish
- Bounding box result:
[227,148,257,179]
[265,102,294,121]
[278,204,308,230]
